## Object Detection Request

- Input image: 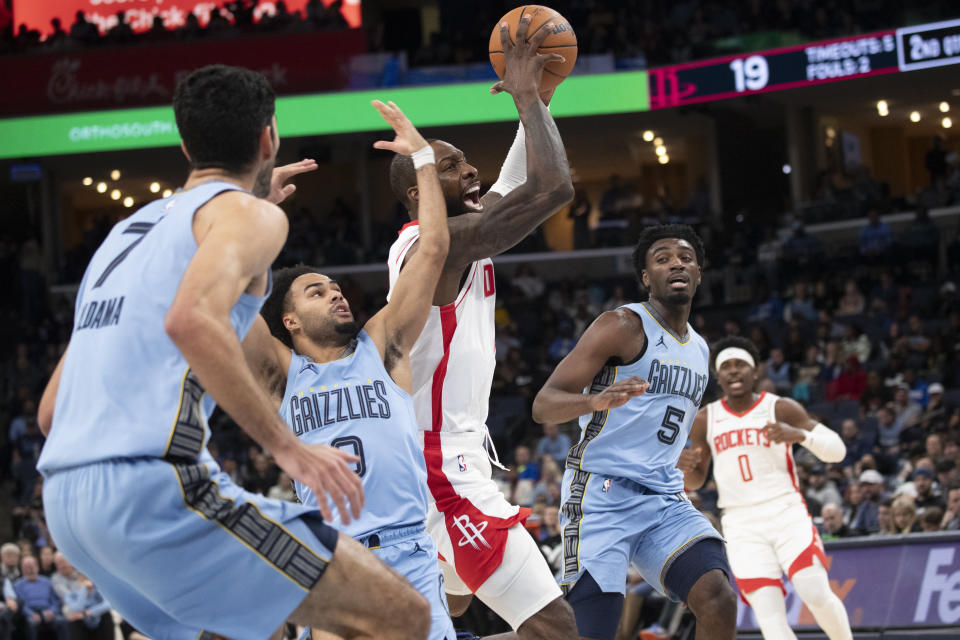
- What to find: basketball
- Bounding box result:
[488,5,578,94]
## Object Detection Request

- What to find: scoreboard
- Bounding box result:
[649,18,960,110]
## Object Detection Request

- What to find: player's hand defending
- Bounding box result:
[588,376,648,412]
[372,100,429,156]
[676,447,704,473]
[274,442,365,524]
[490,15,565,99]
[266,159,318,204]
[762,421,807,444]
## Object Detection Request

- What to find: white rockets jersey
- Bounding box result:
[706,392,801,510]
[387,222,497,433]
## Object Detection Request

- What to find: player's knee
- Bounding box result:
[791,567,833,609]
[519,596,578,639]
[688,571,736,625]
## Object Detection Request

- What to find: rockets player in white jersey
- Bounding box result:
[385,14,578,640]
[683,336,853,640]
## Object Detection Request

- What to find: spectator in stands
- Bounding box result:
[891,495,920,533]
[942,486,960,530]
[840,419,874,468]
[0,545,19,584]
[535,423,571,469]
[901,208,940,268]
[266,471,295,502]
[827,355,867,401]
[62,574,113,640]
[536,506,562,574]
[765,347,791,394]
[850,469,887,534]
[820,503,851,539]
[926,433,944,463]
[547,323,577,363]
[783,282,818,323]
[806,465,842,515]
[242,453,277,496]
[921,507,944,532]
[836,279,865,316]
[860,371,890,418]
[68,11,98,47]
[106,11,134,44]
[937,459,960,490]
[859,208,893,264]
[912,467,945,514]
[37,547,54,578]
[919,383,953,432]
[568,186,593,250]
[840,324,871,365]
[892,384,922,432]
[877,497,897,535]
[783,223,823,277]
[792,345,824,403]
[511,264,545,299]
[50,553,79,605]
[13,556,68,640]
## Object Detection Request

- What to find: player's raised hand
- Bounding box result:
[676,447,704,472]
[371,100,429,156]
[490,15,565,98]
[274,442,365,524]
[762,421,807,445]
[266,158,318,204]
[588,376,648,412]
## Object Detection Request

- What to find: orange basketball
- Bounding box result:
[488,5,578,94]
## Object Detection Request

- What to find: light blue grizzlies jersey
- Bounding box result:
[279,331,429,539]
[38,182,265,473]
[566,302,709,493]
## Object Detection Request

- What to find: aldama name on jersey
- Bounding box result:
[75,296,125,331]
[645,359,707,406]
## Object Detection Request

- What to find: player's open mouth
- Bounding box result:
[333,303,351,316]
[668,275,688,289]
[463,184,482,211]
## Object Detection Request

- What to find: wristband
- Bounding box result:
[411,145,435,169]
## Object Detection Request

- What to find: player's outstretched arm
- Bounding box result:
[38,347,68,436]
[444,15,573,269]
[241,315,292,407]
[765,397,846,463]
[367,101,449,387]
[679,408,711,491]
[165,193,363,523]
[533,310,648,424]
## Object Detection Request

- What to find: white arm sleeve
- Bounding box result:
[489,122,527,196]
[800,423,846,463]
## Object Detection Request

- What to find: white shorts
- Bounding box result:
[422,430,562,630]
[721,493,826,597]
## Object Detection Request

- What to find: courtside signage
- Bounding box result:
[0,72,650,159]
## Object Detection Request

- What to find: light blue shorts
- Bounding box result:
[559,468,722,601]
[299,525,455,640]
[43,457,337,640]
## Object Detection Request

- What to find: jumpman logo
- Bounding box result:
[453,514,492,550]
[656,334,667,349]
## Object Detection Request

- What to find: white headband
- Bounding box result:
[715,347,755,370]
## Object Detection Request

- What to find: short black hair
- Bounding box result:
[262,265,320,349]
[388,139,439,211]
[710,335,760,371]
[632,224,705,282]
[173,65,275,174]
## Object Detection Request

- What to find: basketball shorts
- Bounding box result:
[559,469,723,601]
[43,457,337,640]
[423,430,561,630]
[721,493,826,597]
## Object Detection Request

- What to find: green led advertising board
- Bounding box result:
[0,72,649,160]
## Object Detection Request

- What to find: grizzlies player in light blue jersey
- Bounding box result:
[533,225,736,640]
[240,100,457,640]
[36,66,430,640]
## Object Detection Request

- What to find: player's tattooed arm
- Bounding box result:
[38,346,68,436]
[679,408,711,491]
[533,309,648,424]
[366,100,449,388]
[241,316,292,407]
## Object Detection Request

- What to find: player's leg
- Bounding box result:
[773,502,852,640]
[632,496,734,640]
[743,587,797,640]
[789,564,852,640]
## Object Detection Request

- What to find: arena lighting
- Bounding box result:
[110,169,121,180]
[910,111,921,122]
[150,182,161,193]
[941,102,951,112]
[655,145,667,156]
[653,137,664,146]
[110,189,121,200]
[82,177,92,186]
[96,182,107,193]
[658,155,669,164]
[876,100,889,116]
[782,164,792,174]
[162,189,173,198]
[943,117,953,128]
[123,197,134,208]
[642,130,654,142]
